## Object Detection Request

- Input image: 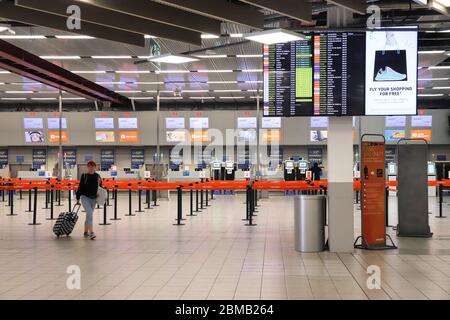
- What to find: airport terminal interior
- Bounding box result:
[0,0,450,302]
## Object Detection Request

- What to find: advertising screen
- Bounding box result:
[237,130,257,143]
[310,130,328,142]
[119,131,139,143]
[310,117,329,128]
[237,117,257,129]
[261,117,281,129]
[166,118,185,129]
[48,131,68,143]
[95,118,114,129]
[118,118,138,129]
[384,129,405,141]
[166,130,186,143]
[411,115,432,127]
[262,130,281,143]
[47,118,67,129]
[410,129,432,141]
[190,131,209,142]
[189,117,209,129]
[385,116,406,127]
[263,28,417,117]
[24,118,43,129]
[95,131,115,143]
[25,131,45,143]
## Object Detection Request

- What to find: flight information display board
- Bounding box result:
[263,28,417,117]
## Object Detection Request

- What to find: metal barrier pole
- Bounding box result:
[200,188,204,210]
[147,188,153,209]
[47,187,56,220]
[245,188,257,226]
[43,188,49,209]
[56,188,62,207]
[243,186,250,222]
[136,189,145,213]
[106,190,111,207]
[173,186,185,225]
[153,190,159,207]
[205,188,209,207]
[28,187,41,225]
[26,186,32,212]
[436,185,447,218]
[99,201,111,225]
[68,189,72,213]
[8,187,17,216]
[111,188,121,221]
[7,188,11,207]
[188,188,196,216]
[195,188,201,213]
[126,188,136,216]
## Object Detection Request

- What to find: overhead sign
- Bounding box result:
[32,149,47,169]
[63,149,77,166]
[100,149,115,170]
[119,131,139,143]
[48,131,68,143]
[0,149,8,166]
[131,149,145,169]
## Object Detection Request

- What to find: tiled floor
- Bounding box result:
[0,191,449,300]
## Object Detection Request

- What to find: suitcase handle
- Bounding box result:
[72,203,81,213]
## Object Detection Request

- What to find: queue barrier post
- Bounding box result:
[47,187,56,220]
[173,186,185,226]
[188,186,196,217]
[436,184,447,218]
[135,188,145,213]
[28,187,41,225]
[7,185,17,216]
[26,183,33,212]
[111,187,121,221]
[99,197,111,226]
[245,186,257,226]
[125,187,136,217]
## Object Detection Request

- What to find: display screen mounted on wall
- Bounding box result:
[189,117,209,129]
[237,117,257,129]
[410,129,432,141]
[262,130,281,143]
[166,130,186,143]
[119,131,138,143]
[310,130,328,142]
[48,131,68,143]
[95,118,114,129]
[385,116,406,127]
[118,118,138,129]
[384,129,406,141]
[25,131,45,143]
[190,131,209,142]
[411,115,432,127]
[310,117,329,128]
[261,117,281,129]
[263,28,418,117]
[24,118,44,129]
[95,131,115,142]
[238,130,257,143]
[47,118,67,129]
[166,118,185,129]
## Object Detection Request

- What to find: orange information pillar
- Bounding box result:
[355,135,396,250]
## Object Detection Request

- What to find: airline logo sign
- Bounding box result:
[119,131,139,143]
[48,131,68,143]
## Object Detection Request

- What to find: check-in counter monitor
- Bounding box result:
[296,160,309,181]
[224,161,235,181]
[211,161,222,180]
[428,161,436,196]
[284,160,295,181]
[387,162,397,196]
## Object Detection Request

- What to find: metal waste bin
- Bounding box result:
[294,195,326,252]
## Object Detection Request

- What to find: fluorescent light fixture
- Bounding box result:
[230,33,243,38]
[194,55,227,59]
[30,98,57,101]
[432,86,450,89]
[418,77,449,81]
[418,50,445,54]
[150,54,198,64]
[72,70,106,74]
[237,54,263,58]
[190,96,215,99]
[135,81,164,85]
[1,98,27,100]
[201,34,220,39]
[130,97,154,100]
[61,97,86,100]
[159,96,183,100]
[0,71,10,74]
[219,96,246,99]
[114,90,142,93]
[245,80,263,83]
[96,81,127,85]
[197,69,233,73]
[55,35,94,39]
[155,70,190,74]
[241,69,263,72]
[244,28,304,44]
[214,89,242,93]
[92,56,133,59]
[428,66,450,69]
[418,93,444,97]
[207,81,238,84]
[137,56,153,59]
[5,90,34,94]
[0,82,4,85]
[40,56,81,59]
[436,0,450,6]
[181,90,210,93]
[115,70,150,74]
[144,35,157,39]
[0,35,46,39]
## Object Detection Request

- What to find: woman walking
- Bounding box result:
[76,160,102,240]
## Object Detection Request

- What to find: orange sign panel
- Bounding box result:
[119,131,139,143]
[262,130,281,143]
[410,129,432,141]
[190,131,209,143]
[48,131,68,143]
[361,141,386,247]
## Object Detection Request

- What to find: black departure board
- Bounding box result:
[263,31,366,117]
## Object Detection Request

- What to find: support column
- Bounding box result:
[327,5,357,253]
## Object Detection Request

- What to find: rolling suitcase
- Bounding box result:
[53,203,80,237]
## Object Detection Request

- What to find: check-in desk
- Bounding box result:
[17,171,52,180]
